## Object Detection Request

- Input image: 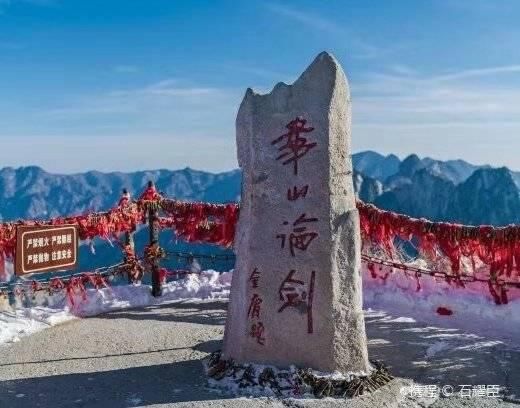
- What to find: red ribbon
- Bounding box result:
[358,201,520,302]
[436,306,453,316]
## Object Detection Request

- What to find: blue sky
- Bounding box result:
[1,0,520,173]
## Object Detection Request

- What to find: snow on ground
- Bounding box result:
[0,270,232,346]
[1,265,519,350]
[362,264,520,345]
[0,306,73,345]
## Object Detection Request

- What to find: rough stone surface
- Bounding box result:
[223,51,370,373]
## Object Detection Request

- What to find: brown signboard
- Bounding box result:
[15,225,79,276]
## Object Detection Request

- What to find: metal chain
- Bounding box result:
[163,250,235,261]
[361,254,520,288]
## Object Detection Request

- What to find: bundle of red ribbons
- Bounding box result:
[358,201,520,280]
[7,272,109,307]
[0,184,239,263]
[358,201,520,304]
[3,183,520,306]
[159,199,238,248]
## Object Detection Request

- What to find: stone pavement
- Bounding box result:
[0,300,518,407]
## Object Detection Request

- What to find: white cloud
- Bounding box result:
[354,64,520,123]
[265,3,344,35]
[219,62,289,81]
[433,65,520,82]
[264,3,395,60]
[118,79,219,97]
[351,63,520,169]
[0,134,238,173]
[11,54,520,172]
[21,78,241,172]
[43,78,237,118]
[352,120,520,171]
[387,64,417,76]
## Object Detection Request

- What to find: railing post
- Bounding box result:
[124,234,135,284]
[7,288,16,309]
[119,189,136,284]
[147,182,162,297]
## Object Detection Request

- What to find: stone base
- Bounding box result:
[204,351,393,399]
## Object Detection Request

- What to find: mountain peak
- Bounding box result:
[453,167,520,225]
[399,154,424,177]
[18,165,45,174]
[352,151,401,182]
[465,166,515,189]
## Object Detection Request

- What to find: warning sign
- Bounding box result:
[15,225,79,275]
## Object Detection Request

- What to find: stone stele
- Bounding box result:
[222,51,370,374]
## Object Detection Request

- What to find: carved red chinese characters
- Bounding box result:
[249,267,260,288]
[247,293,262,319]
[277,213,319,257]
[278,269,316,334]
[246,267,265,346]
[287,185,309,201]
[250,322,266,345]
[271,117,316,176]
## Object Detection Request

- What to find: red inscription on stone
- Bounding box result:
[276,213,318,257]
[246,266,265,345]
[278,269,316,334]
[250,322,266,345]
[249,267,261,289]
[287,185,309,201]
[271,117,316,176]
[247,293,263,319]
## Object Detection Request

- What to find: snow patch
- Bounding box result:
[0,270,231,346]
[363,264,520,345]
[425,341,450,359]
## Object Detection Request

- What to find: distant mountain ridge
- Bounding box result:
[0,166,240,221]
[354,151,520,225]
[1,151,520,226]
[353,151,498,185]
